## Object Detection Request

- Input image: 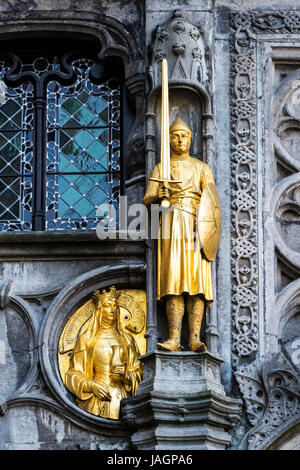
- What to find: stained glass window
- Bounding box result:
[0,49,121,231]
[0,62,34,230]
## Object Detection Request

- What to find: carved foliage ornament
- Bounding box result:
[230,11,300,367]
[230,13,258,366]
[235,353,300,449]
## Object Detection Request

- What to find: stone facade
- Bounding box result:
[0,0,300,450]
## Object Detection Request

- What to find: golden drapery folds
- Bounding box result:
[61,287,144,420]
[144,155,215,301]
[143,61,220,353]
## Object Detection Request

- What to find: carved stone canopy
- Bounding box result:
[149,9,208,92]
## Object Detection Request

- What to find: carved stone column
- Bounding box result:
[121,351,242,450]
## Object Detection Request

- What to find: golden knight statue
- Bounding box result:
[62,286,143,419]
[143,59,221,353]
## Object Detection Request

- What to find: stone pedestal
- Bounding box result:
[121,351,242,450]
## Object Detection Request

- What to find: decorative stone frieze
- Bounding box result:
[230,13,259,368]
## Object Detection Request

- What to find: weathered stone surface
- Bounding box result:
[0,0,299,451]
[121,351,242,450]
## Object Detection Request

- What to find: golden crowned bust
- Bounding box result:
[60,286,144,420]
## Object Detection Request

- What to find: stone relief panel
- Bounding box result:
[149,9,208,92]
[230,14,259,368]
[235,353,300,450]
[0,304,32,404]
[276,183,300,253]
[230,11,300,449]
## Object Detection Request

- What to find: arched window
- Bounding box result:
[0,36,125,231]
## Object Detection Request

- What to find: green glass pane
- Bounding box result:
[62,117,80,129]
[73,197,94,216]
[58,107,70,126]
[0,120,18,131]
[8,200,19,217]
[73,175,94,194]
[61,98,82,116]
[88,185,108,205]
[73,129,93,149]
[0,112,7,127]
[58,199,69,218]
[77,91,89,104]
[88,116,107,127]
[98,128,109,145]
[85,127,108,139]
[73,152,96,172]
[87,159,108,173]
[58,153,71,172]
[58,175,78,193]
[88,208,97,218]
[87,140,107,159]
[12,111,22,127]
[61,185,81,205]
[99,107,108,124]
[1,99,20,118]
[11,179,20,194]
[73,106,95,126]
[0,133,8,149]
[86,96,108,115]
[2,142,19,162]
[62,207,81,218]
[0,165,17,176]
[61,140,81,158]
[62,127,78,138]
[59,130,70,148]
[11,133,21,149]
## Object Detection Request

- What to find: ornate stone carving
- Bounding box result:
[230,14,258,367]
[149,9,208,91]
[235,353,300,449]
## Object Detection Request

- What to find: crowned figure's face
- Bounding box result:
[170,129,191,154]
[101,296,117,323]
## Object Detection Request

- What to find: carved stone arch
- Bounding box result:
[268,420,300,450]
[0,285,40,414]
[271,173,300,268]
[269,278,300,348]
[39,263,145,433]
[262,416,300,450]
[272,67,300,173]
[0,12,141,63]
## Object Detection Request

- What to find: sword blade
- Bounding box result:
[161,59,170,183]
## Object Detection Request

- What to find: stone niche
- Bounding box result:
[154,87,203,159]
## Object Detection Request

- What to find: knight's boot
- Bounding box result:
[157,295,184,352]
[187,295,207,352]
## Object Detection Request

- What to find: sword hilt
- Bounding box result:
[149,177,182,208]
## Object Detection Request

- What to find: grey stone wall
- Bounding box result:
[0,0,300,450]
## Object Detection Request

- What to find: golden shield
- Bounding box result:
[58,289,147,385]
[197,182,221,261]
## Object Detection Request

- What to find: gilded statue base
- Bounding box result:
[121,351,242,450]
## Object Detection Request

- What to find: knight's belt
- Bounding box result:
[169,191,201,216]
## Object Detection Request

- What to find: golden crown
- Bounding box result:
[92,286,119,306]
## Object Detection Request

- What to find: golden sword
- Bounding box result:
[149,58,181,208]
